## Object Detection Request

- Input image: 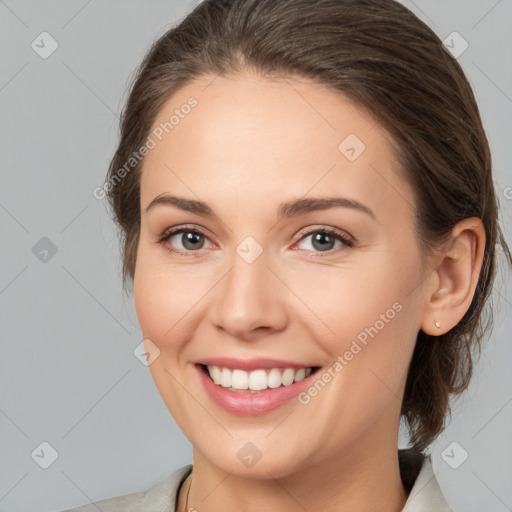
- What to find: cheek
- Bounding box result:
[133,249,214,354]
[133,253,201,429]
[288,261,406,343]
[133,268,170,341]
[289,249,420,385]
[133,249,182,343]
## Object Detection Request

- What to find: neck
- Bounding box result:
[178,439,409,512]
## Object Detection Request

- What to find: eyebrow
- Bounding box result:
[144,194,376,220]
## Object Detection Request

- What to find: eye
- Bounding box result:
[157,224,354,257]
[157,225,214,256]
[294,227,354,255]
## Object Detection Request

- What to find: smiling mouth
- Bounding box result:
[198,363,321,393]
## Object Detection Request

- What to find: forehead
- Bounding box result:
[139,72,413,220]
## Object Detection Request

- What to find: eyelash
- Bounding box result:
[157,224,355,258]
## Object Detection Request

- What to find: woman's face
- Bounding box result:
[134,72,432,477]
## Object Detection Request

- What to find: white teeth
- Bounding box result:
[267,368,282,388]
[294,368,306,382]
[248,369,267,390]
[220,367,231,388]
[231,369,248,390]
[209,365,222,385]
[205,365,314,391]
[281,368,295,386]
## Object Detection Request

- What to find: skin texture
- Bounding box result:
[133,71,485,512]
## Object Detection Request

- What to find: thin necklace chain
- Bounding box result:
[184,472,192,512]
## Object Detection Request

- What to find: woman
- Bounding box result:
[65,0,511,510]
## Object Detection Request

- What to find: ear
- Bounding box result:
[421,217,486,336]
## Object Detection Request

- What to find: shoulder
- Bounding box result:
[61,464,192,512]
[402,455,453,512]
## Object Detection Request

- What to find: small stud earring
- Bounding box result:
[435,320,441,329]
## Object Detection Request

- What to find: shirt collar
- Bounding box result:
[401,455,453,511]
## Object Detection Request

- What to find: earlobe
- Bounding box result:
[421,218,486,336]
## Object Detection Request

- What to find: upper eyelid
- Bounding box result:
[159,224,213,242]
[296,225,352,240]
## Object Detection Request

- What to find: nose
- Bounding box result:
[208,246,289,341]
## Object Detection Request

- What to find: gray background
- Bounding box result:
[0,1,510,511]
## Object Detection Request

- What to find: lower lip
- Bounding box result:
[196,364,317,415]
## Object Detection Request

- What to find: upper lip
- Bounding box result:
[196,357,317,371]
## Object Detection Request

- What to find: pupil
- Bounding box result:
[313,232,334,251]
[183,232,203,250]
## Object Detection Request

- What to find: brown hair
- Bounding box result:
[105,0,511,457]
